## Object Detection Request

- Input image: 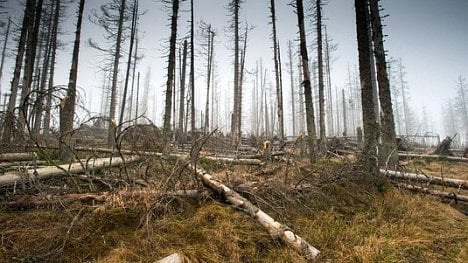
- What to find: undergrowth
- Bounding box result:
[0,160,466,263]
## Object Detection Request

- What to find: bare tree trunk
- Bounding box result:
[369,0,398,166]
[118,0,138,134]
[107,0,126,145]
[43,0,60,135]
[237,25,248,140]
[342,88,347,136]
[355,0,378,175]
[18,0,43,136]
[0,16,10,97]
[316,0,326,152]
[204,26,214,134]
[33,3,55,135]
[230,0,240,144]
[190,0,195,134]
[296,0,317,161]
[59,0,85,162]
[163,0,179,155]
[2,0,35,144]
[270,0,284,140]
[324,27,334,136]
[177,40,188,144]
[287,41,296,136]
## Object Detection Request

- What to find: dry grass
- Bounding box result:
[0,159,466,263]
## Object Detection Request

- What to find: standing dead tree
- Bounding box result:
[369,0,398,166]
[355,0,378,175]
[315,0,326,153]
[162,0,180,155]
[295,0,318,161]
[58,0,85,162]
[229,0,242,145]
[269,0,284,140]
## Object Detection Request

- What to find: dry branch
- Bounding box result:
[0,156,141,187]
[0,152,36,162]
[188,164,320,259]
[398,152,468,163]
[381,169,467,190]
[397,183,468,202]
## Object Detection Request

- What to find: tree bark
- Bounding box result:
[295,0,317,161]
[355,0,378,175]
[188,164,320,259]
[58,0,85,161]
[369,0,398,167]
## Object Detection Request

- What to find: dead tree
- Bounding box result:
[118,0,138,134]
[295,0,317,161]
[269,0,284,140]
[355,0,378,175]
[0,16,10,97]
[316,0,326,152]
[59,0,85,161]
[43,0,61,135]
[287,40,296,136]
[369,0,398,166]
[162,0,180,155]
[229,0,241,144]
[177,40,188,144]
[2,0,35,144]
[190,0,195,133]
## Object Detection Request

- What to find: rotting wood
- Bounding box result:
[398,152,468,163]
[396,183,468,202]
[0,152,36,162]
[188,164,320,260]
[0,156,141,187]
[381,169,467,190]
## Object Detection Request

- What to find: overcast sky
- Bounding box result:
[1,0,467,136]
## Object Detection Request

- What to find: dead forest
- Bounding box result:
[0,0,467,262]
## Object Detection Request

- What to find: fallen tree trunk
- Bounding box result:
[398,152,468,163]
[380,169,467,190]
[0,152,36,162]
[188,164,320,259]
[0,156,141,187]
[155,252,189,263]
[396,183,468,202]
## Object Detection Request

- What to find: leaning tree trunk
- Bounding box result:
[355,0,378,175]
[204,26,214,134]
[107,0,126,145]
[2,0,35,144]
[369,0,398,167]
[59,0,85,162]
[296,0,317,162]
[162,0,179,155]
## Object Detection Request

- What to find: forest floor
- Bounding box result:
[0,149,467,262]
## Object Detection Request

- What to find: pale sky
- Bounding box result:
[1,0,467,137]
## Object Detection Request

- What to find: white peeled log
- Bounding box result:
[381,169,467,190]
[188,164,320,260]
[398,152,468,163]
[397,183,468,202]
[0,156,141,187]
[0,152,36,162]
[154,253,189,263]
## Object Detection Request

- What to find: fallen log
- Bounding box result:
[0,156,141,188]
[188,164,320,259]
[398,152,468,163]
[380,169,467,190]
[396,183,468,202]
[155,252,189,263]
[0,152,36,162]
